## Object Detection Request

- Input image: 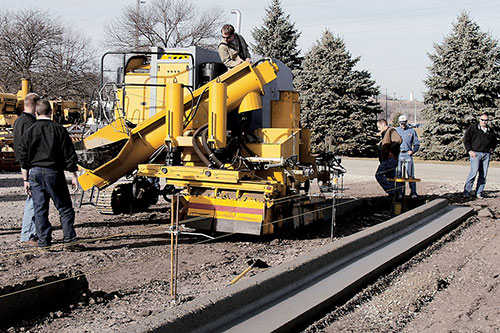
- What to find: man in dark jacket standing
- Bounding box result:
[375,119,402,196]
[13,92,40,245]
[463,113,497,198]
[18,100,81,251]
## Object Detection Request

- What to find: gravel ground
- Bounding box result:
[0,158,499,332]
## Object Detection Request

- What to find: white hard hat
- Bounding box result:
[398,115,407,122]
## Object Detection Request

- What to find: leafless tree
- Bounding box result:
[0,9,98,102]
[103,0,226,51]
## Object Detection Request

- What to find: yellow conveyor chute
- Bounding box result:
[78,61,278,191]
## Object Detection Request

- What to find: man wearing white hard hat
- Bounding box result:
[395,115,420,198]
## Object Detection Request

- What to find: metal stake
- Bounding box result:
[170,195,175,296]
[331,178,337,239]
[174,194,180,300]
[331,194,336,239]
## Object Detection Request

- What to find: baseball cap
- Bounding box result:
[398,115,407,122]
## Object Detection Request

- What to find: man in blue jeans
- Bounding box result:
[17,99,82,251]
[463,113,497,198]
[13,93,40,246]
[395,115,420,199]
[375,119,402,196]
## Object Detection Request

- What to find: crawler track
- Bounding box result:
[129,199,474,332]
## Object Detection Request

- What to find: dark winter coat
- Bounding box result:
[379,128,402,161]
[463,123,497,153]
[18,119,78,172]
[13,112,36,162]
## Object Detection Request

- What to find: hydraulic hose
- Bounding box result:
[192,124,211,167]
[201,128,224,168]
[241,141,256,158]
[184,87,209,128]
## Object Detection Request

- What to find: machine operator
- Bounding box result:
[218,24,251,69]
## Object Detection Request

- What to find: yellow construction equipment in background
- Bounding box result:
[0,79,91,171]
[77,47,346,235]
[0,80,28,170]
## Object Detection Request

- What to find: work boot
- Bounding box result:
[63,241,86,252]
[21,239,38,247]
[38,246,54,253]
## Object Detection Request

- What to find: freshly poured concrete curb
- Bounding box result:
[0,272,88,327]
[129,199,473,332]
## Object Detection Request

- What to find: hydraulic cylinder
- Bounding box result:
[208,80,227,149]
[165,82,184,146]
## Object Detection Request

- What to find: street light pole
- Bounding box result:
[135,0,145,48]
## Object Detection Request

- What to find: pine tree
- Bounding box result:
[295,30,381,156]
[421,11,500,160]
[251,0,302,70]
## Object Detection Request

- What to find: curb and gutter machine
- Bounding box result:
[77,46,345,235]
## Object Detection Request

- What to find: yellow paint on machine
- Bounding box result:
[78,61,278,191]
[187,196,265,223]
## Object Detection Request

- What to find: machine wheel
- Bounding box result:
[132,178,160,212]
[95,178,160,215]
[96,183,133,215]
[161,185,176,202]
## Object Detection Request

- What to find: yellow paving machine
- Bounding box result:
[77,47,345,235]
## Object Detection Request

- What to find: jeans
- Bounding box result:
[20,196,37,241]
[29,167,76,247]
[375,158,399,194]
[464,152,490,196]
[397,152,417,195]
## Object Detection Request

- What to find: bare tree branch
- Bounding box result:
[102,0,225,51]
[0,8,99,102]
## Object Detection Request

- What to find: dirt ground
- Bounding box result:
[0,158,499,332]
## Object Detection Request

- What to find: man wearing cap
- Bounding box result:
[395,115,420,198]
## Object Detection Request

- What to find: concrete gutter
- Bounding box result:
[0,272,88,328]
[128,199,473,332]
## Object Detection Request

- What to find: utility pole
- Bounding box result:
[412,92,417,123]
[385,88,388,120]
[392,93,396,121]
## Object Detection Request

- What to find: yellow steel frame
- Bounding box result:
[137,164,281,197]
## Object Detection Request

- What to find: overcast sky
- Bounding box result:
[1,0,500,101]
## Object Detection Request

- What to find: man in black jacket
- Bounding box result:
[13,92,40,245]
[18,99,81,251]
[463,113,497,198]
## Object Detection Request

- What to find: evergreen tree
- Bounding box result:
[295,30,381,156]
[421,12,500,160]
[251,0,302,70]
